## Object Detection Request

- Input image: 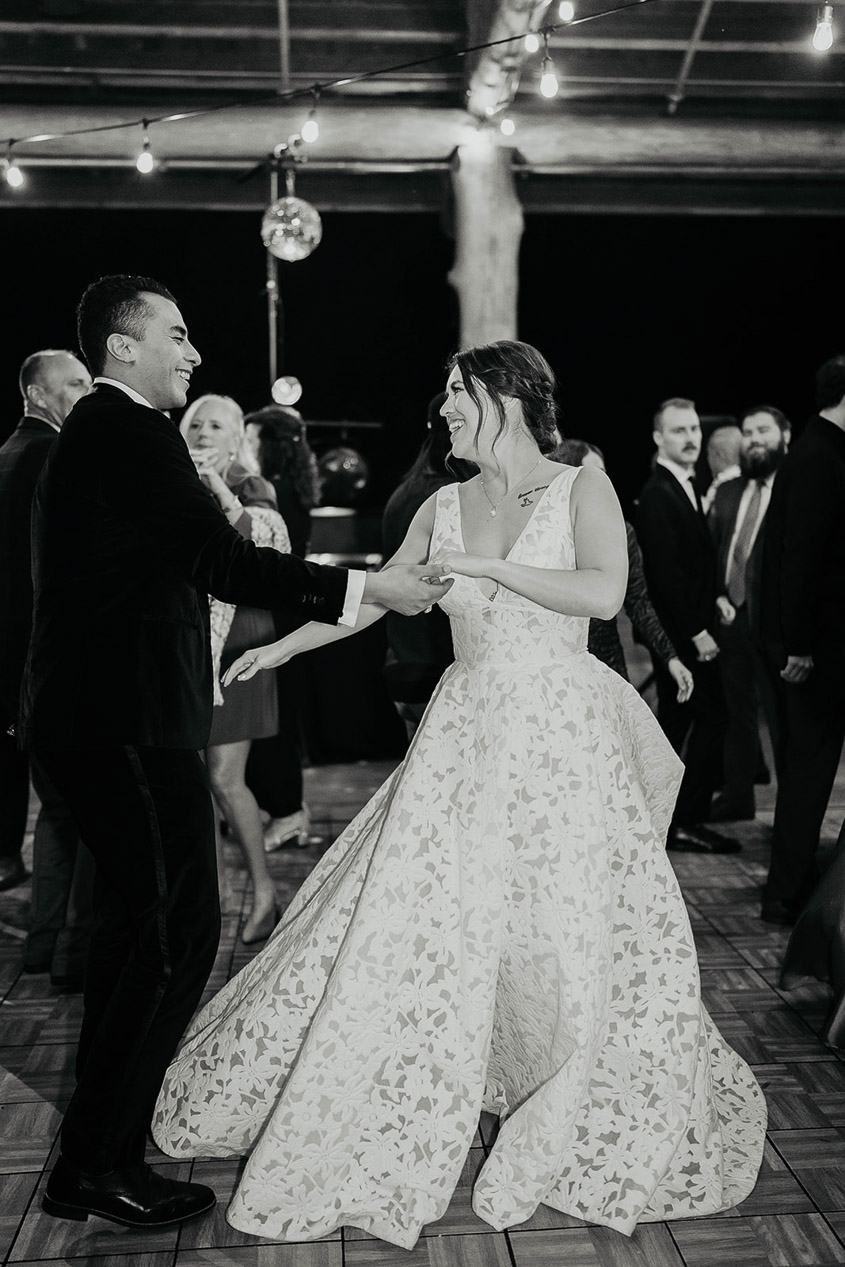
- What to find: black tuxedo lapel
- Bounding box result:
[653,464,711,543]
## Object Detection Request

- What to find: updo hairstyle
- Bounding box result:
[447,340,560,456]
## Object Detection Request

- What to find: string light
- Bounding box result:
[1,0,666,169]
[500,117,516,136]
[812,3,834,50]
[135,122,155,173]
[539,32,560,98]
[559,1,575,21]
[300,90,320,144]
[4,145,24,188]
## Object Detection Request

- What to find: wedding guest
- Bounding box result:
[22,273,451,1230]
[702,422,741,513]
[0,351,91,897]
[551,439,693,702]
[0,350,95,993]
[381,392,475,740]
[242,405,320,847]
[636,399,736,853]
[759,355,845,925]
[709,406,790,823]
[181,394,285,943]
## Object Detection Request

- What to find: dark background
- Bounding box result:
[2,207,840,519]
[2,204,839,758]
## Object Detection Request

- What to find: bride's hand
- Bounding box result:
[221,640,295,687]
[429,551,494,580]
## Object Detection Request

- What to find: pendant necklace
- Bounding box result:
[479,456,543,517]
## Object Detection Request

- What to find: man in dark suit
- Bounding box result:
[709,406,790,823]
[0,350,92,899]
[636,397,738,854]
[22,274,450,1229]
[759,356,845,925]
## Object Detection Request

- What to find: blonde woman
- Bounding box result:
[180,393,285,944]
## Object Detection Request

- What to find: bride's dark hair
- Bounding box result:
[447,340,560,457]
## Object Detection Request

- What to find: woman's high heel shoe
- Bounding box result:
[241,898,280,946]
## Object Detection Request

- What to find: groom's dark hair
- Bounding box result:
[77,274,178,376]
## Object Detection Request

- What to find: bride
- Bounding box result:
[153,340,766,1248]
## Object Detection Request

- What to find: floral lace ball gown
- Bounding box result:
[153,466,766,1249]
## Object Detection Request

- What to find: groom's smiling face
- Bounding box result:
[126,293,202,412]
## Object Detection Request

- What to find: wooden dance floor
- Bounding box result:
[2,754,845,1267]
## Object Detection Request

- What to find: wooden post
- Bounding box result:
[448,140,523,349]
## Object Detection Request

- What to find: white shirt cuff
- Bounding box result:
[338,569,366,627]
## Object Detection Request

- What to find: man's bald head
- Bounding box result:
[19,350,92,427]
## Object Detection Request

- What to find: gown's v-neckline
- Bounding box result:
[456,467,567,564]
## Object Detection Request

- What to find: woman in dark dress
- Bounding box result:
[550,439,694,703]
[181,394,286,943]
[242,406,321,849]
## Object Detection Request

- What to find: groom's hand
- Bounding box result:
[363,565,453,616]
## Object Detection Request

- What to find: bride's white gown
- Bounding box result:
[153,466,766,1248]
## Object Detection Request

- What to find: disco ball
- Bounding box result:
[271,376,303,406]
[261,195,323,262]
[318,446,370,506]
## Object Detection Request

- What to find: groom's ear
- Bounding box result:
[106,332,136,364]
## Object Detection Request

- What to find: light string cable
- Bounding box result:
[2,0,667,159]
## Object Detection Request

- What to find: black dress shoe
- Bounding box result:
[710,796,755,823]
[0,856,28,892]
[43,1157,216,1227]
[668,824,741,854]
[760,900,797,926]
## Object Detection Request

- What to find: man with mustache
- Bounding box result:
[709,407,791,824]
[636,398,738,854]
[20,274,451,1231]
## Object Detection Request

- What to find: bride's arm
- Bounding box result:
[432,467,628,620]
[222,493,447,686]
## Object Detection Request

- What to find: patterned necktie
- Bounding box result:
[727,480,764,608]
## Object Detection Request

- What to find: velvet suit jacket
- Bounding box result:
[20,385,349,749]
[760,415,845,656]
[635,463,717,656]
[709,475,768,636]
[0,416,59,722]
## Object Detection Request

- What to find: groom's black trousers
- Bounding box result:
[35,745,220,1174]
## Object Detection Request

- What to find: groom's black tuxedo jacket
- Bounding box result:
[20,384,348,750]
[635,462,717,656]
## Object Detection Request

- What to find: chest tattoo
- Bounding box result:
[517,483,550,509]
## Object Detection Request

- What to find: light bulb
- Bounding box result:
[559,1,575,20]
[5,161,24,188]
[540,65,560,98]
[524,32,540,53]
[500,117,516,136]
[136,125,154,174]
[813,4,834,49]
[301,116,319,143]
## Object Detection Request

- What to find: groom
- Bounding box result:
[21,274,450,1229]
